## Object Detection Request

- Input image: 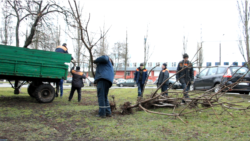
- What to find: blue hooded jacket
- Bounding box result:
[134,67,148,84]
[94,55,114,87]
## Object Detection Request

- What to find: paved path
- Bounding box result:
[0,83,157,89]
[1,83,250,96]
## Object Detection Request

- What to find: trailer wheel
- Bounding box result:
[34,84,55,103]
[27,84,36,98]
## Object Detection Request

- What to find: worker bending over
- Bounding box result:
[94,55,114,118]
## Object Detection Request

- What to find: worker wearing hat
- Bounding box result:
[156,63,169,96]
[69,66,86,102]
[55,43,75,61]
[134,63,148,98]
[55,43,76,97]
[176,53,194,102]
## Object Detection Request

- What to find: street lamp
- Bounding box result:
[219,34,225,65]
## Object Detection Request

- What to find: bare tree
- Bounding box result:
[110,42,123,75]
[68,0,110,77]
[72,25,86,67]
[95,23,109,57]
[7,0,67,48]
[143,27,153,67]
[0,0,13,45]
[29,22,60,51]
[56,25,61,47]
[197,42,204,72]
[124,30,129,79]
[182,27,188,55]
[182,35,188,55]
[237,0,250,68]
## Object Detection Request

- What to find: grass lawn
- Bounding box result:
[0,87,250,140]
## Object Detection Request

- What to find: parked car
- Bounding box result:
[86,77,95,86]
[117,79,137,87]
[191,66,250,94]
[113,79,118,84]
[147,79,153,84]
[154,78,182,89]
[116,79,125,84]
[66,77,72,83]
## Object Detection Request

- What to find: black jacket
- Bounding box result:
[176,60,194,83]
[134,67,148,84]
[157,68,169,85]
[71,67,86,88]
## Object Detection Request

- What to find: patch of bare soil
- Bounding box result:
[0,111,92,140]
[0,96,58,109]
[78,97,98,106]
[0,96,37,107]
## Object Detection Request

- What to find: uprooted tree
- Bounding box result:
[115,48,250,124]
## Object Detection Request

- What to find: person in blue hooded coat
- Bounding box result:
[94,55,114,118]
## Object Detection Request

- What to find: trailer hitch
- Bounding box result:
[8,80,27,94]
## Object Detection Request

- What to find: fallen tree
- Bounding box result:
[114,48,250,124]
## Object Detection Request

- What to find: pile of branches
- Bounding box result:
[118,51,250,124]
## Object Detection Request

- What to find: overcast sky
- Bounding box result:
[64,0,243,65]
[1,0,246,66]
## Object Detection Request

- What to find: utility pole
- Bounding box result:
[144,37,146,67]
[200,42,203,72]
[144,27,148,68]
[197,42,200,72]
[219,43,221,65]
[124,30,128,79]
[219,34,224,66]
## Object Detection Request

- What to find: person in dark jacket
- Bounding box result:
[157,63,169,96]
[94,55,114,118]
[68,66,86,102]
[134,63,148,97]
[55,43,75,97]
[176,53,194,101]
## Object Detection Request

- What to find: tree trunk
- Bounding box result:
[88,49,95,78]
[23,16,40,48]
[245,0,250,69]
[4,16,8,45]
[124,31,128,79]
[144,37,146,67]
[15,21,20,47]
[34,31,39,49]
[57,25,61,46]
[88,59,91,77]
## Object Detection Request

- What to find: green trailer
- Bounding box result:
[0,44,72,103]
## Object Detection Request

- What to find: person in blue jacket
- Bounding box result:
[94,55,114,118]
[134,63,148,98]
[55,43,75,97]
